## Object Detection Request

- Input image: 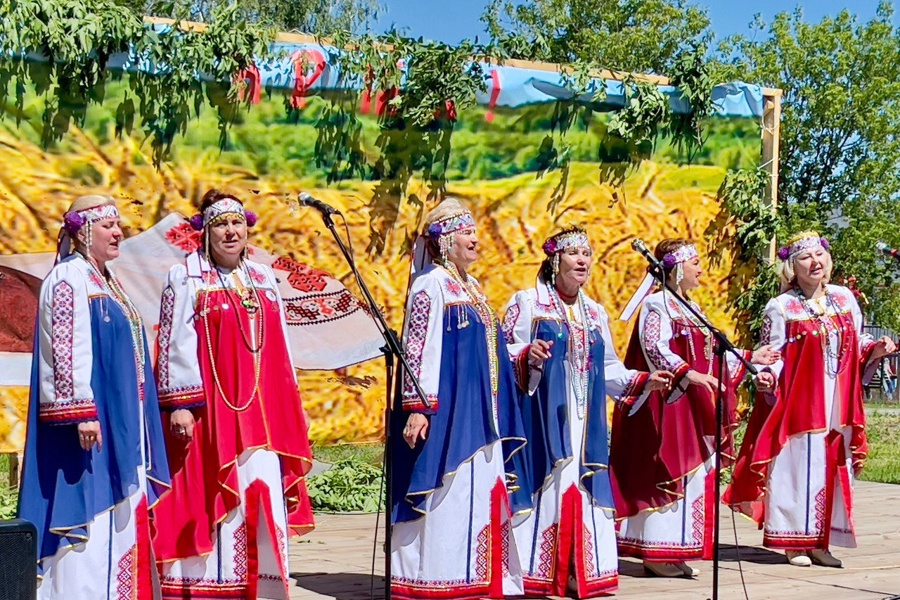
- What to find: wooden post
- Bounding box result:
[761,89,783,260]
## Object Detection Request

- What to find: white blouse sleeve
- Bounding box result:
[401,274,444,414]
[502,290,541,394]
[36,261,97,424]
[594,303,649,406]
[156,264,205,410]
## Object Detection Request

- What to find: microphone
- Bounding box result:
[876,241,900,261]
[298,192,341,215]
[631,238,662,269]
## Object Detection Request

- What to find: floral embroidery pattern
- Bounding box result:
[164,222,202,253]
[402,291,431,404]
[501,303,520,345]
[51,281,75,403]
[272,256,329,293]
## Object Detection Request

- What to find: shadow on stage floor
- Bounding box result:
[290,571,385,600]
[617,544,786,578]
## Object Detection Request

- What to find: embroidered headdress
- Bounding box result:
[189,194,258,231]
[776,231,830,261]
[541,227,591,286]
[57,195,120,261]
[619,239,698,322]
[414,197,475,270]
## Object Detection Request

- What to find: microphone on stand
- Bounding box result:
[631,238,662,269]
[298,192,341,216]
[876,241,900,261]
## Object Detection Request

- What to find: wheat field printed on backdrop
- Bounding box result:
[0,89,751,449]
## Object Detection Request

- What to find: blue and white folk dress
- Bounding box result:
[502,280,650,598]
[390,263,530,600]
[18,253,170,599]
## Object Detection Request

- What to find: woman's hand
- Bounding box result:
[756,370,777,392]
[528,340,553,370]
[77,420,102,451]
[751,345,781,366]
[872,336,897,361]
[403,413,429,449]
[170,409,196,441]
[645,370,675,392]
[685,370,719,395]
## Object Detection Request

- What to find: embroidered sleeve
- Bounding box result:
[37,265,97,424]
[156,265,205,410]
[594,301,647,406]
[753,298,787,397]
[401,276,444,413]
[640,308,689,379]
[502,292,543,394]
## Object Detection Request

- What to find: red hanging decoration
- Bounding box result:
[485,69,501,123]
[290,49,327,109]
[235,64,262,105]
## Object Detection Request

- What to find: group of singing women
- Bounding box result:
[390,197,897,599]
[16,191,895,600]
[19,191,313,599]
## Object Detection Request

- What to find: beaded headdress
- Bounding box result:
[421,197,475,266]
[777,231,830,261]
[189,197,258,231]
[542,228,591,286]
[542,229,590,256]
[661,244,698,269]
[57,197,120,261]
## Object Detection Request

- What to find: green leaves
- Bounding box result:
[0,0,272,165]
[306,458,384,513]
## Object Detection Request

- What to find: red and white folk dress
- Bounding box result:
[152,252,314,600]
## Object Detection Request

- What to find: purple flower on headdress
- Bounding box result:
[661,254,678,269]
[188,213,204,231]
[63,211,87,234]
[427,223,443,238]
[244,210,258,227]
[820,237,830,250]
[542,239,558,254]
[777,246,790,260]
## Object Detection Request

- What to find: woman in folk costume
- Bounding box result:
[390,197,530,600]
[609,238,778,578]
[725,232,895,567]
[152,190,314,599]
[19,195,171,599]
[501,227,673,598]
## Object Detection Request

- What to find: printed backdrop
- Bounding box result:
[0,84,760,449]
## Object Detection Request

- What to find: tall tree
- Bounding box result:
[482,0,711,73]
[721,2,900,327]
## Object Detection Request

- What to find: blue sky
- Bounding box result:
[372,1,896,44]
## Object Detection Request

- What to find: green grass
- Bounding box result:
[859,411,900,484]
[311,443,384,467]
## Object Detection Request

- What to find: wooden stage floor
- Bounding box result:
[288,481,900,600]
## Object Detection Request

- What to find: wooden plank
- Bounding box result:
[141,17,783,97]
[762,91,783,261]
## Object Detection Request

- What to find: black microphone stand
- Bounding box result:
[306,203,429,600]
[635,244,756,600]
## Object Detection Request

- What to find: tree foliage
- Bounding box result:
[721,2,900,328]
[138,0,380,34]
[482,0,711,73]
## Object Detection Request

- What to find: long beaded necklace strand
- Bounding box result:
[443,263,500,408]
[550,286,591,419]
[201,260,264,412]
[796,288,846,377]
[83,255,147,385]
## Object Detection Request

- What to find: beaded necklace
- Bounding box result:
[81,255,147,386]
[201,260,264,411]
[443,263,500,408]
[549,286,591,419]
[795,288,847,377]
